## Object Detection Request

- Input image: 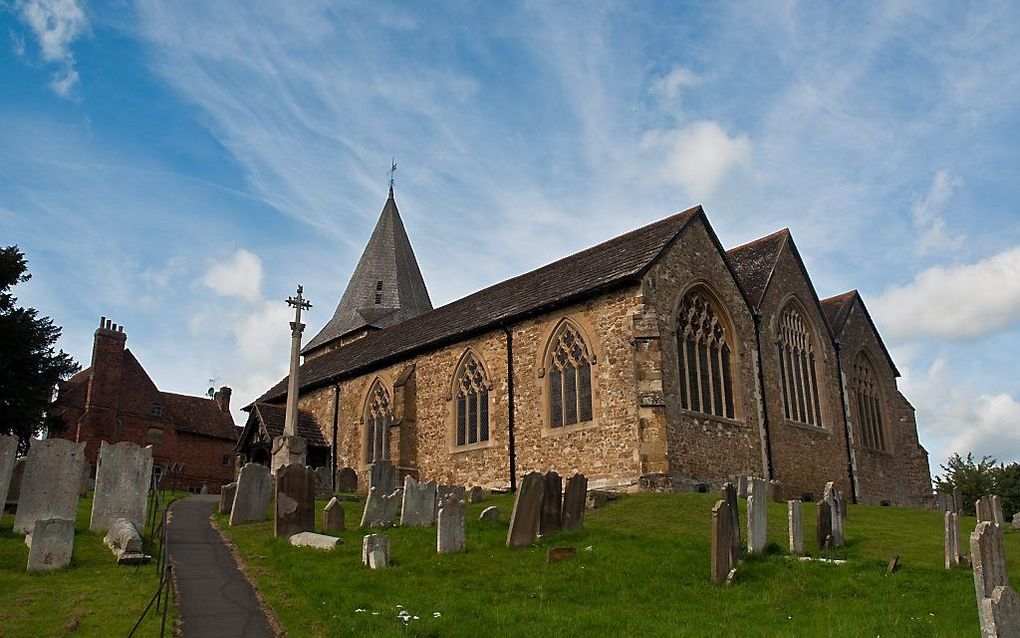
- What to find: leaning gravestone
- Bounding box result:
[7,457,26,506]
[710,499,732,584]
[788,500,804,554]
[991,495,1006,526]
[14,439,86,534]
[336,467,358,493]
[89,441,153,532]
[363,534,390,569]
[437,496,466,554]
[945,511,961,570]
[479,506,501,522]
[361,487,404,528]
[722,482,742,562]
[369,460,397,495]
[219,482,238,515]
[971,520,1020,636]
[26,517,74,572]
[323,497,345,532]
[746,477,767,554]
[540,471,562,536]
[230,463,273,525]
[561,473,588,531]
[0,435,18,512]
[822,482,844,547]
[400,475,438,527]
[275,463,316,538]
[736,475,749,498]
[816,501,833,550]
[507,471,544,549]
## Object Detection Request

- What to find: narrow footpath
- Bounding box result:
[168,495,276,637]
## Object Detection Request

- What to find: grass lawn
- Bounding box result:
[217,492,1020,637]
[0,492,175,637]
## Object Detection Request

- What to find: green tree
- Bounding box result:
[934,453,997,516]
[992,462,1020,520]
[0,245,79,453]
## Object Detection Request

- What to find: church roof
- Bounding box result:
[254,205,703,404]
[819,290,900,377]
[303,189,433,354]
[725,228,790,308]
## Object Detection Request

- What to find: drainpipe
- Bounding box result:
[752,309,775,480]
[834,338,860,504]
[503,326,517,493]
[331,383,340,490]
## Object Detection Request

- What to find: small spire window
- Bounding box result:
[375,280,383,305]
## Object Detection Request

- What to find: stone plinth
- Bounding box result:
[400,475,437,527]
[230,463,273,525]
[89,441,153,532]
[271,435,306,476]
[26,518,74,572]
[323,497,345,532]
[437,496,466,554]
[507,472,544,549]
[14,439,86,535]
[275,463,316,538]
[290,532,343,550]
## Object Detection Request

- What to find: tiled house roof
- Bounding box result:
[238,403,329,449]
[160,392,240,441]
[725,228,789,308]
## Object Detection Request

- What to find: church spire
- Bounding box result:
[302,188,432,357]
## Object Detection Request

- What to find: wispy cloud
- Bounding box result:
[912,170,964,254]
[15,0,88,96]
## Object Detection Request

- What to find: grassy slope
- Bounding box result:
[217,493,1020,638]
[0,494,171,637]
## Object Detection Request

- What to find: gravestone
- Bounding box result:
[822,482,844,547]
[229,462,273,525]
[105,517,148,564]
[360,487,404,528]
[788,500,804,554]
[89,441,154,532]
[978,496,996,523]
[14,439,86,534]
[479,506,501,522]
[436,485,466,517]
[336,467,358,493]
[746,477,767,555]
[736,475,749,498]
[991,495,1005,526]
[26,517,74,572]
[369,460,397,495]
[362,534,390,569]
[816,500,833,550]
[561,473,588,531]
[469,486,485,503]
[290,532,343,550]
[945,511,961,570]
[953,486,963,513]
[971,521,1020,636]
[219,482,238,515]
[437,496,466,554]
[711,499,732,584]
[1012,513,1020,531]
[323,497,345,532]
[400,475,438,527]
[275,463,316,538]
[540,471,562,536]
[935,493,954,512]
[0,435,17,512]
[507,471,544,549]
[7,457,26,505]
[722,482,742,562]
[314,466,333,497]
[769,480,783,503]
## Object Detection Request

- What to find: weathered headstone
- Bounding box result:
[788,500,804,554]
[561,473,588,531]
[7,457,26,506]
[991,495,1005,526]
[290,532,343,550]
[945,511,961,570]
[935,493,954,512]
[816,500,833,550]
[746,477,767,554]
[507,471,544,549]
[313,466,333,497]
[362,534,390,569]
[971,521,1020,636]
[336,467,358,493]
[0,435,18,512]
[822,481,844,547]
[540,471,562,536]
[952,486,963,513]
[1012,513,1020,531]
[437,496,466,554]
[26,518,74,572]
[736,475,749,498]
[369,460,397,495]
[469,486,485,503]
[769,480,783,503]
[887,554,900,575]
[219,482,238,515]
[400,475,438,527]
[89,441,154,532]
[711,499,732,584]
[105,517,148,564]
[978,496,996,523]
[360,487,404,528]
[229,462,273,525]
[436,484,466,517]
[14,439,86,534]
[722,482,742,563]
[323,497,345,532]
[275,463,316,538]
[479,506,501,521]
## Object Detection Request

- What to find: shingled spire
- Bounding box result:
[302,190,432,358]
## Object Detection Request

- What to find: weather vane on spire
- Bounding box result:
[388,158,397,195]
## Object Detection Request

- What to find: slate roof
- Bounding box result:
[245,403,329,448]
[725,228,789,308]
[819,290,900,377]
[303,190,433,354]
[160,392,240,441]
[255,205,703,404]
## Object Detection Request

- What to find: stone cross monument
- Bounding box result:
[272,285,312,475]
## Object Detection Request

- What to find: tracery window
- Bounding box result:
[364,380,391,462]
[547,321,594,428]
[676,289,735,419]
[777,304,823,426]
[454,353,490,446]
[851,353,886,451]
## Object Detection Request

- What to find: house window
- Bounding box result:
[150,403,163,417]
[675,288,735,419]
[364,380,391,462]
[454,353,489,446]
[852,353,886,451]
[777,304,823,426]
[147,428,164,444]
[546,321,594,428]
[222,454,232,467]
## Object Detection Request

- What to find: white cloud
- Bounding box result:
[650,66,702,102]
[200,249,263,303]
[912,170,965,254]
[642,120,752,201]
[17,0,88,97]
[873,246,1020,341]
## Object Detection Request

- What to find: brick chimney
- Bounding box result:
[86,317,127,411]
[214,386,232,412]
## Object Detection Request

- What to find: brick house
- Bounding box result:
[50,318,240,493]
[248,191,932,505]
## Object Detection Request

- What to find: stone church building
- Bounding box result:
[244,189,932,506]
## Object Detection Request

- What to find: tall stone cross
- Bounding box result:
[284,285,312,437]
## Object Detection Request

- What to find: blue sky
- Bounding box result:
[3,1,1019,472]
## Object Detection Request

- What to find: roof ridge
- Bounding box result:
[726,227,790,254]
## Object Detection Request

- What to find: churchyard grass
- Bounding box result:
[0,493,175,637]
[216,492,1019,637]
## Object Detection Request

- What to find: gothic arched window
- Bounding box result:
[777,304,823,426]
[454,353,490,446]
[851,353,886,451]
[364,380,391,462]
[547,321,594,428]
[676,289,735,419]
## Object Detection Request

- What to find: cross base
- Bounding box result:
[271,434,307,476]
